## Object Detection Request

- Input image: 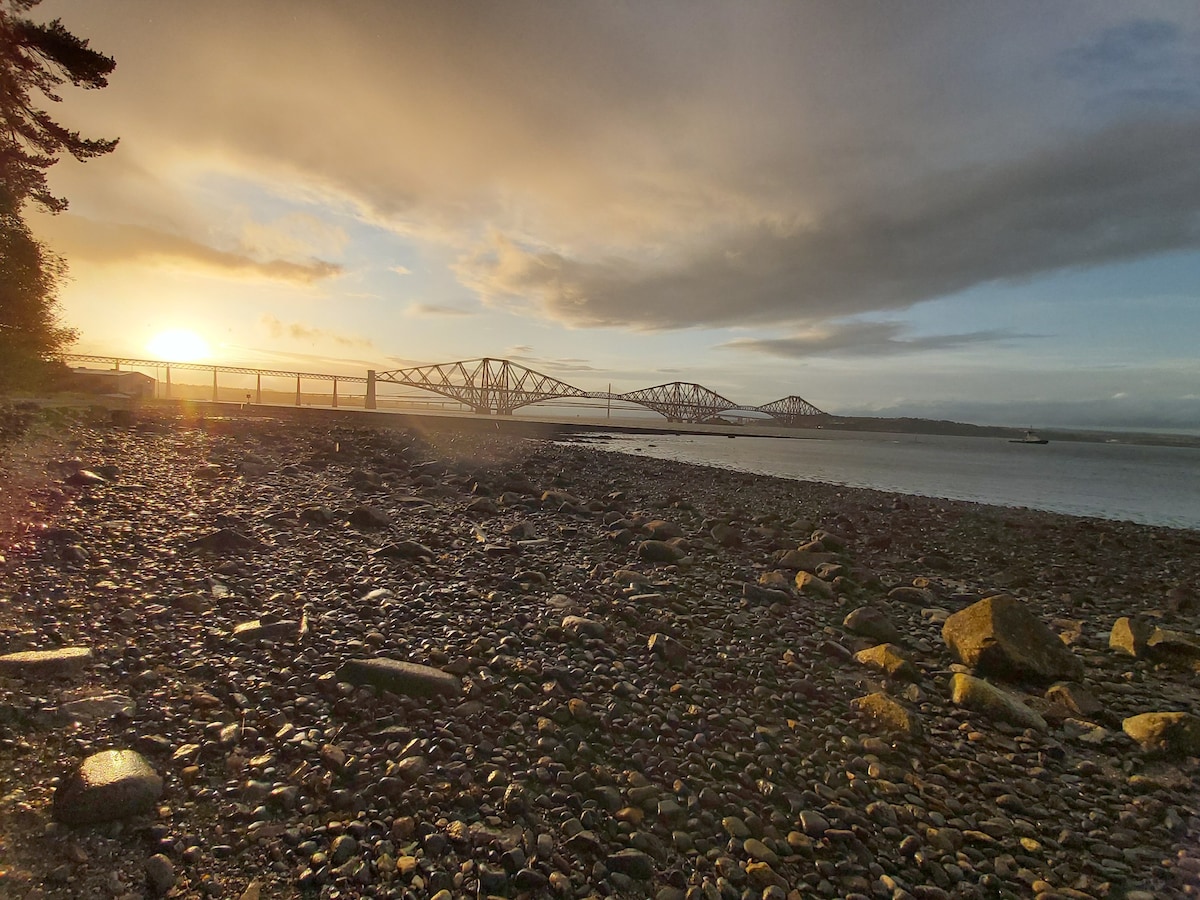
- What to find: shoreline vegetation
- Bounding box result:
[1,404,1199,898]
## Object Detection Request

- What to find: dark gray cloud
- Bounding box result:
[1059,18,1200,113]
[465,117,1200,329]
[721,322,1026,359]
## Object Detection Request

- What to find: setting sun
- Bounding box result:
[145,328,210,362]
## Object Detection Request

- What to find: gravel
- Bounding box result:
[0,404,1198,899]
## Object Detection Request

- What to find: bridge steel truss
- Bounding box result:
[64,353,826,424]
[378,358,826,424]
[613,382,738,423]
[754,395,827,426]
[375,357,587,416]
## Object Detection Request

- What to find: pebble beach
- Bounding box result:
[1,406,1200,900]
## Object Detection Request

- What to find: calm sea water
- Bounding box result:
[583,430,1200,530]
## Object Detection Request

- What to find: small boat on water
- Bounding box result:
[1010,430,1049,445]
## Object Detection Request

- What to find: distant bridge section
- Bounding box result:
[375,357,586,416]
[613,382,738,423]
[755,395,827,426]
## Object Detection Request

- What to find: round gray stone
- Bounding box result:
[53,749,164,825]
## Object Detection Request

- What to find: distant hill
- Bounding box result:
[813,416,1200,448]
[813,416,1013,438]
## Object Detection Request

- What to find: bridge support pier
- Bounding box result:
[295,376,301,406]
[332,378,338,408]
[212,368,218,402]
[165,367,171,399]
[256,373,262,404]
[365,370,376,409]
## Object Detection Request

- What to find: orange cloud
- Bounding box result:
[32,213,342,284]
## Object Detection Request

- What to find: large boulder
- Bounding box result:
[949,673,1047,732]
[1146,627,1200,664]
[1123,712,1200,757]
[1111,618,1200,667]
[53,750,163,825]
[1110,616,1155,658]
[942,595,1082,683]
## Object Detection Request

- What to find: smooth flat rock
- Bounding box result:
[644,519,683,540]
[942,595,1083,683]
[56,693,136,721]
[336,658,461,698]
[373,540,435,561]
[949,673,1047,732]
[843,606,901,644]
[776,549,834,572]
[0,647,92,678]
[65,469,107,486]
[187,527,256,552]
[637,540,684,563]
[53,749,163,825]
[231,618,300,643]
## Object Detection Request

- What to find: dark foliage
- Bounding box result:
[0,188,76,389]
[1,1,116,391]
[1,0,117,212]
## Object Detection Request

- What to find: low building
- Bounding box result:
[66,367,156,399]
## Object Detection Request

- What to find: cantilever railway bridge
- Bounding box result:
[63,354,826,425]
[376,357,826,424]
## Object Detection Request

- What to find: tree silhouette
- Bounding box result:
[0,189,74,390]
[1,0,116,390]
[1,0,117,212]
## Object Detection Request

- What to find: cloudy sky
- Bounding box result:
[28,1,1200,429]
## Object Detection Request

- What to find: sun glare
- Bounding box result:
[146,329,210,362]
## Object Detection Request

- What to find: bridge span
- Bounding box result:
[62,354,826,425]
[375,357,826,424]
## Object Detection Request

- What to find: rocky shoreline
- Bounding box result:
[1,407,1199,899]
